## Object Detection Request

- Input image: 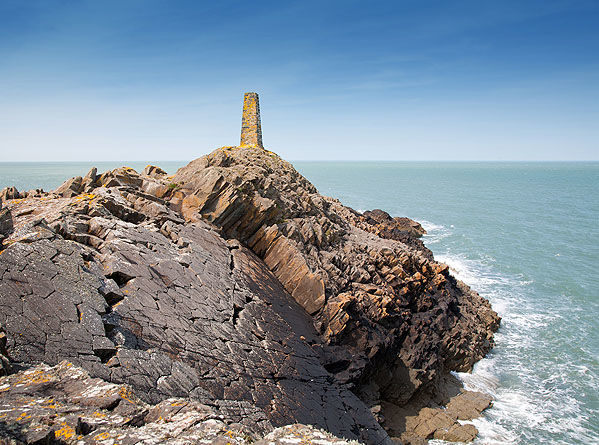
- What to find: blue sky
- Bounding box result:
[0,0,598,161]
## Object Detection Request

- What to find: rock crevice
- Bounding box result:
[0,146,499,444]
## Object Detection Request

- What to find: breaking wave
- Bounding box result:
[424,222,598,444]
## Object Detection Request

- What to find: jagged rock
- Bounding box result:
[55,176,83,197]
[23,189,45,199]
[172,146,499,403]
[79,167,98,193]
[354,211,429,258]
[255,424,361,444]
[0,324,10,375]
[0,362,366,444]
[0,362,253,444]
[143,165,167,177]
[0,146,499,444]
[363,209,426,238]
[0,186,21,201]
[0,207,13,238]
[446,390,493,420]
[434,423,478,442]
[0,178,388,443]
[97,167,143,189]
[84,167,97,182]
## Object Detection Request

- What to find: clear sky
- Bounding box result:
[1,0,598,161]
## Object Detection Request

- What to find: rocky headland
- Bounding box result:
[0,144,499,444]
[0,88,499,445]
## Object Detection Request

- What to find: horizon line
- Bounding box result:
[1,159,599,163]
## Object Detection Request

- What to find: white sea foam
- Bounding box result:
[421,220,452,245]
[428,233,594,444]
[420,220,446,232]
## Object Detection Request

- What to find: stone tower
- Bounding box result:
[240,92,263,148]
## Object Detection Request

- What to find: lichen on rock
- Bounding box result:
[0,145,499,444]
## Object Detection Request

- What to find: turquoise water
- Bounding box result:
[293,161,599,445]
[1,161,598,444]
[0,162,187,192]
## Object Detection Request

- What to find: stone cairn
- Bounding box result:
[240,92,264,148]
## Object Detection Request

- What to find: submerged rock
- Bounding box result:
[0,145,499,444]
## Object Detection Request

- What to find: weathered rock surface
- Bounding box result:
[0,147,500,444]
[354,210,429,259]
[171,147,499,401]
[0,208,13,241]
[0,325,10,376]
[255,424,361,445]
[381,373,492,443]
[0,187,21,202]
[0,168,387,443]
[142,165,168,178]
[0,361,358,444]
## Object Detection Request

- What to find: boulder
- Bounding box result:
[143,164,168,177]
[434,423,478,442]
[446,390,493,420]
[97,166,143,188]
[55,176,83,197]
[0,186,20,201]
[408,407,456,439]
[0,207,13,238]
[391,386,492,443]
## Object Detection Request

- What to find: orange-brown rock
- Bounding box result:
[0,186,21,201]
[0,145,500,444]
[169,146,499,425]
[0,168,389,444]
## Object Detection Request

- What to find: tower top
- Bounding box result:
[240,92,263,149]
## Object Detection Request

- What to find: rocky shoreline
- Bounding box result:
[0,145,499,444]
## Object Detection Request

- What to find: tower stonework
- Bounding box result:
[240,92,263,148]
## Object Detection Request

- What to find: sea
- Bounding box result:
[1,160,598,444]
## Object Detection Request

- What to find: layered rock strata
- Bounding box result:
[0,178,385,443]
[0,147,500,444]
[172,147,498,390]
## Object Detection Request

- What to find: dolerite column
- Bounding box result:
[240,92,264,148]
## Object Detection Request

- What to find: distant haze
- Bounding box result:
[1,0,598,161]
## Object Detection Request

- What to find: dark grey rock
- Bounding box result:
[0,186,20,201]
[0,149,499,444]
[0,179,389,444]
[0,207,13,238]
